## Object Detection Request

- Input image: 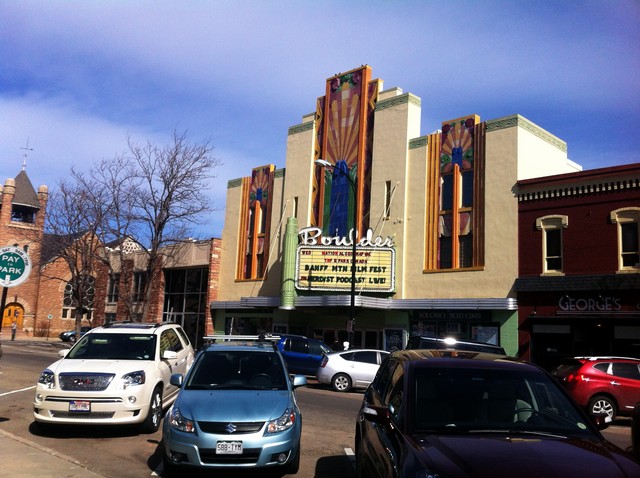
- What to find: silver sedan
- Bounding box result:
[316,349,390,392]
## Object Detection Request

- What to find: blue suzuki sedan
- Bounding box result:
[162,335,307,475]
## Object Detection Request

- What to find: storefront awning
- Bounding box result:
[211,296,517,310]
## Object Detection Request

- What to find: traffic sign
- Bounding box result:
[0,246,32,287]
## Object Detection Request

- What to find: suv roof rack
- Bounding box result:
[577,356,640,361]
[203,334,280,351]
[204,334,281,341]
[102,321,177,329]
[102,322,157,329]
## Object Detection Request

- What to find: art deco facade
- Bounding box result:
[211,65,581,355]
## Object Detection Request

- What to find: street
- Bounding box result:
[0,340,360,477]
[0,339,635,477]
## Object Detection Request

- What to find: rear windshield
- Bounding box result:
[68,333,156,360]
[550,360,584,378]
[186,351,288,391]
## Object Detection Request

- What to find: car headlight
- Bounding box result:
[122,370,145,388]
[266,408,296,434]
[169,406,195,433]
[37,369,55,389]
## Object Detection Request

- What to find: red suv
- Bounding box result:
[551,356,640,420]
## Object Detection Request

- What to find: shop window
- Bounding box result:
[610,208,640,271]
[536,215,568,275]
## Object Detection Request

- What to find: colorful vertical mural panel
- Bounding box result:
[440,116,477,173]
[313,65,377,237]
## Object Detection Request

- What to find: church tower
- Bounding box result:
[0,167,48,332]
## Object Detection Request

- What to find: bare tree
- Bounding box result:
[43,130,220,327]
[42,177,109,337]
[103,130,220,322]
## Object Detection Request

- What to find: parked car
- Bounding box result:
[34,321,195,432]
[59,326,92,343]
[355,349,640,478]
[551,356,640,420]
[406,335,506,355]
[317,349,390,392]
[162,335,306,475]
[276,334,332,375]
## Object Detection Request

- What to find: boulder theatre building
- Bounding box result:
[211,65,580,355]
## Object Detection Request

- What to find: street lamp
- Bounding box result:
[315,159,357,348]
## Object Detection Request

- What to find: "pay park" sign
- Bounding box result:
[0,246,32,287]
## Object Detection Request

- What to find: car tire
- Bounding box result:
[285,442,301,474]
[588,395,616,420]
[332,373,352,393]
[69,336,76,343]
[142,386,163,433]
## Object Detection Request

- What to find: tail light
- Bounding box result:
[565,373,586,383]
[319,355,328,368]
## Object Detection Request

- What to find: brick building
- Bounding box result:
[516,163,640,369]
[0,168,48,334]
[1,167,221,348]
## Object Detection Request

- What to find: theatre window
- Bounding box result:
[610,207,640,271]
[536,215,568,275]
[426,115,483,271]
[237,165,274,280]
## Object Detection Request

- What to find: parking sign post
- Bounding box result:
[0,246,32,334]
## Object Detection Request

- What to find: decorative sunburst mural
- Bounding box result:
[440,116,477,173]
[249,165,273,207]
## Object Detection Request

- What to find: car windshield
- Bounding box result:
[412,367,596,439]
[67,333,156,360]
[185,351,288,391]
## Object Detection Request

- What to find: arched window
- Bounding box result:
[62,275,96,320]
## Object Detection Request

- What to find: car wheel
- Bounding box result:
[285,442,301,474]
[142,386,163,433]
[332,373,352,392]
[69,336,76,343]
[588,395,616,420]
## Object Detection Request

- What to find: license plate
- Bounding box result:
[69,400,91,412]
[216,441,243,454]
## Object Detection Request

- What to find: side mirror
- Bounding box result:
[163,350,178,360]
[170,373,183,387]
[58,349,70,358]
[291,375,307,389]
[362,404,392,427]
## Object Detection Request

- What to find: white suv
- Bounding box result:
[34,322,195,433]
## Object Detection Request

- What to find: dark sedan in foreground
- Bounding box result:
[355,349,640,478]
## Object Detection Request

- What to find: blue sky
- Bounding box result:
[1,0,639,238]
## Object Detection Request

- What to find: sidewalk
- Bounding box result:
[0,428,108,478]
[1,331,107,478]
